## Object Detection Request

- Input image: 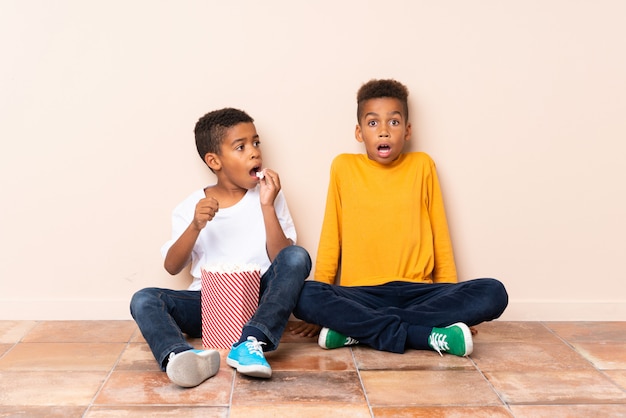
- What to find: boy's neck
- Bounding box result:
[204,183,248,208]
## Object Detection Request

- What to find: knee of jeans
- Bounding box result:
[129,288,158,317]
[485,278,509,315]
[281,245,312,271]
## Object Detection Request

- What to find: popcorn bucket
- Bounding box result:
[201,264,261,349]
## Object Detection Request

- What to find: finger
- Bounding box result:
[290,323,305,333]
[263,169,277,181]
[202,201,219,213]
[202,196,219,206]
[265,173,280,190]
[262,171,273,184]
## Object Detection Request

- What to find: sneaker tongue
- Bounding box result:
[245,336,266,355]
[428,332,448,356]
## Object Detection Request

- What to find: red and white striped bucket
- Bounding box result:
[200,264,261,349]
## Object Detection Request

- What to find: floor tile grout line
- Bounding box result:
[468,354,513,413]
[227,363,236,416]
[0,321,37,376]
[540,321,626,392]
[350,347,375,418]
[18,320,40,343]
[82,334,135,417]
[0,341,19,363]
[597,369,626,395]
[2,321,624,413]
[0,320,40,361]
[539,320,611,373]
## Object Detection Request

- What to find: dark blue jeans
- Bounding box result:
[130,245,311,370]
[293,278,508,353]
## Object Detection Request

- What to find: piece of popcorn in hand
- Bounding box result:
[256,171,265,180]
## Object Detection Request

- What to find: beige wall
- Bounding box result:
[1,1,625,320]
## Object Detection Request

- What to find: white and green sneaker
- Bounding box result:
[318,327,359,349]
[428,322,473,357]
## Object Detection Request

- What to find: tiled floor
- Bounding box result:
[0,321,625,417]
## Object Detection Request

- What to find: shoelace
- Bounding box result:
[244,336,266,357]
[345,336,359,346]
[428,332,449,357]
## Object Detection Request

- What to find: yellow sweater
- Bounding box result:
[314,152,457,286]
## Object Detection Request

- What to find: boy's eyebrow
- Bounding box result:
[364,110,403,118]
[229,134,260,145]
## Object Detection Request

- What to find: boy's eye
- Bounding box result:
[390,120,400,126]
[367,120,378,127]
[254,140,261,147]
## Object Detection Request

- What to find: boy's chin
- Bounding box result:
[367,153,400,165]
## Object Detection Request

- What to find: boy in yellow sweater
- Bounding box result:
[293,79,508,356]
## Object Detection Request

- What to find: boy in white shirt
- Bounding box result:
[131,108,311,386]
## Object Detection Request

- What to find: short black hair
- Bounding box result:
[356,79,409,122]
[194,107,254,161]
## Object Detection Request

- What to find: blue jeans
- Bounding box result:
[130,245,311,370]
[293,278,508,353]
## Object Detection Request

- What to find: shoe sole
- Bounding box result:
[166,350,220,387]
[318,327,331,349]
[226,356,272,378]
[451,322,474,356]
[318,327,358,349]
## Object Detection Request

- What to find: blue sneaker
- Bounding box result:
[166,349,220,387]
[226,336,272,378]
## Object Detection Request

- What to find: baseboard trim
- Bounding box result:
[499,300,626,321]
[0,299,134,320]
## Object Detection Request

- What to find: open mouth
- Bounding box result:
[377,144,392,158]
[250,166,263,179]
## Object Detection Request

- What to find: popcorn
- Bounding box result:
[204,263,261,273]
[256,170,264,179]
[201,263,261,349]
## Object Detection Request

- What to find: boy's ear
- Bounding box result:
[204,153,221,171]
[355,124,364,143]
[404,122,412,142]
